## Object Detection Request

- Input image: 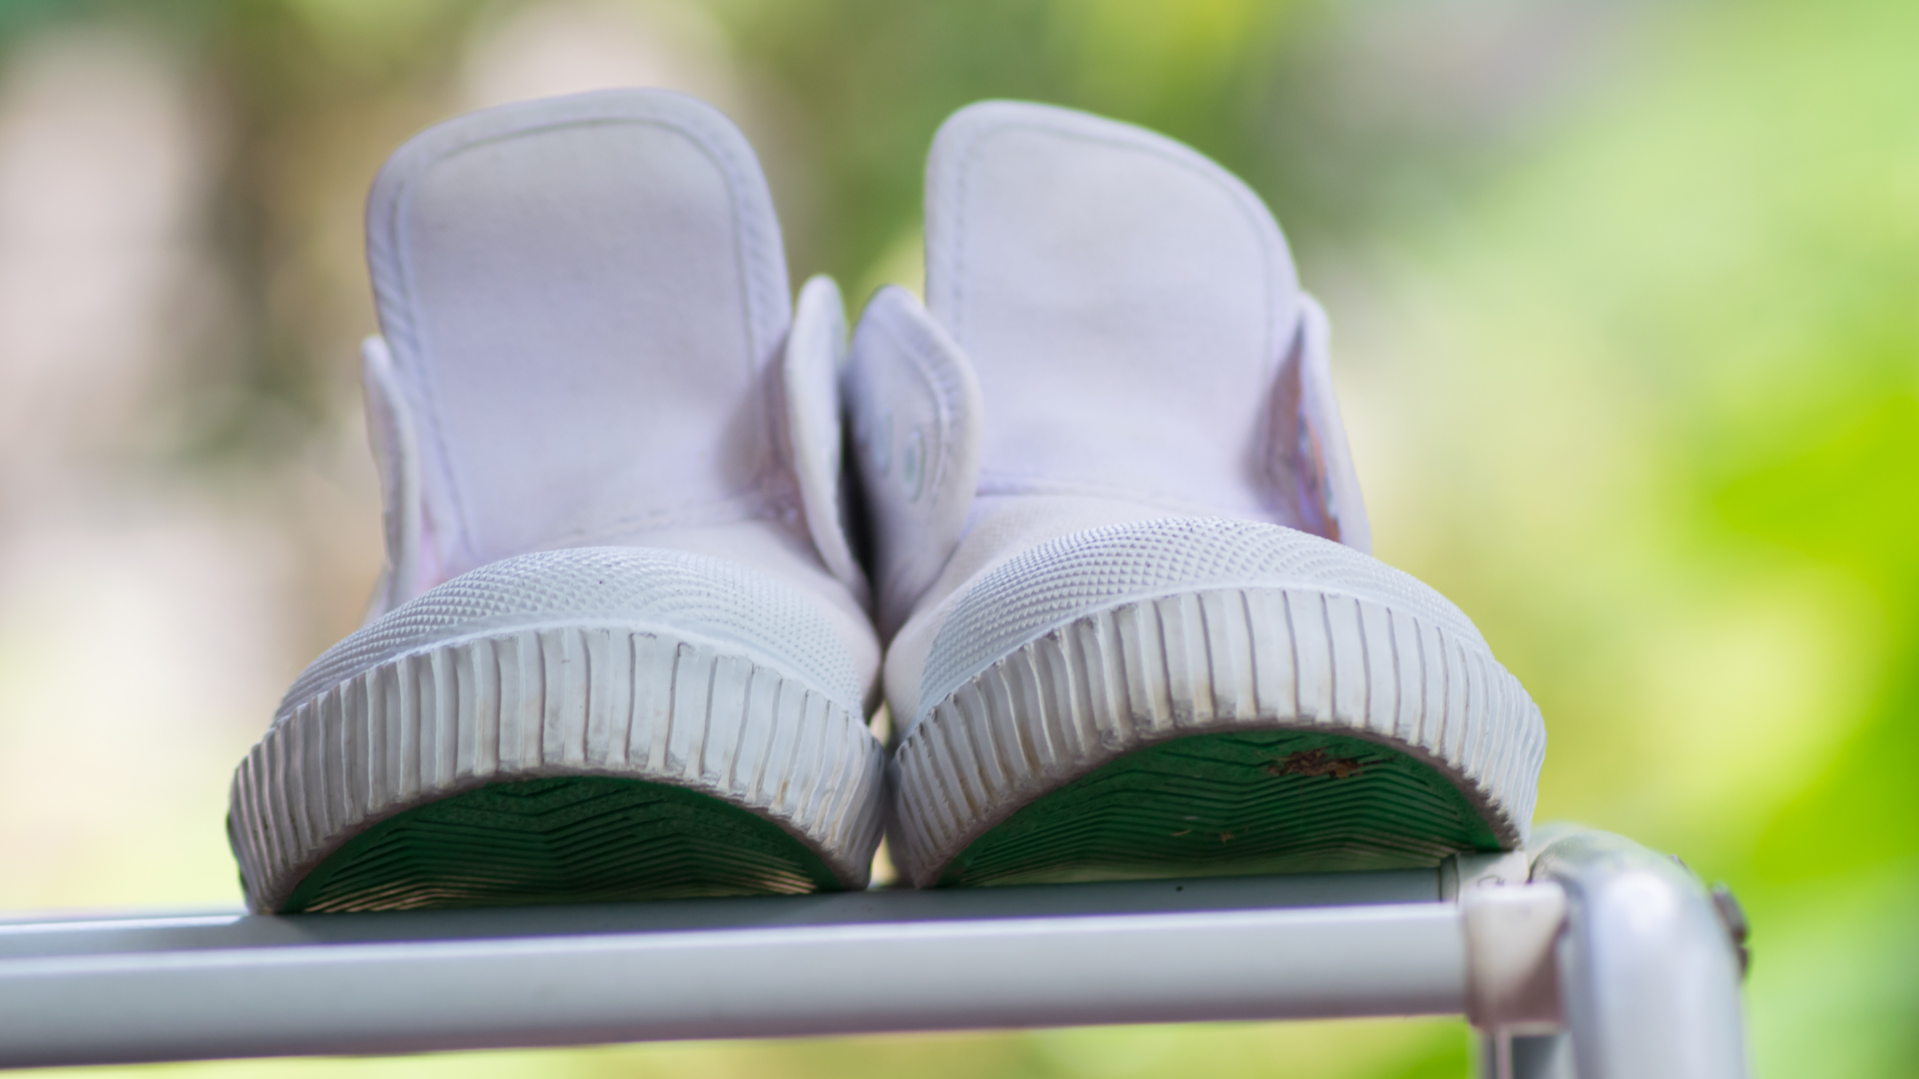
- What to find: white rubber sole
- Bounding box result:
[231,622,883,912]
[889,585,1543,887]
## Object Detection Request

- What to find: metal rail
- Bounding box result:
[0,828,1747,1076]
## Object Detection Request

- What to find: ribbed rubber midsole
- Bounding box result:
[888,586,1543,887]
[231,623,884,912]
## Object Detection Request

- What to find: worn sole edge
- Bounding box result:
[231,623,885,912]
[888,586,1545,887]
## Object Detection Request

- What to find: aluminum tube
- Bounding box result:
[0,900,1463,1067]
[0,867,1441,962]
[1531,830,1747,1079]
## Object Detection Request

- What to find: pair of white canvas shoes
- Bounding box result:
[227,89,1545,913]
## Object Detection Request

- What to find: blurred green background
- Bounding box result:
[0,0,1912,1075]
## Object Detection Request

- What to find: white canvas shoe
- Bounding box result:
[849,102,1546,888]
[228,90,884,912]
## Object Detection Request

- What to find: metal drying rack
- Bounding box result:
[0,824,1747,1078]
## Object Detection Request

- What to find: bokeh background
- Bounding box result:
[1,0,1913,1075]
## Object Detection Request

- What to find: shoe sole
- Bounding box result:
[280,777,838,912]
[231,625,881,912]
[890,586,1540,887]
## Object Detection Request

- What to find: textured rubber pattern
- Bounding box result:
[890,582,1542,887]
[283,777,838,912]
[938,730,1501,887]
[915,519,1483,721]
[286,548,865,718]
[230,549,883,913]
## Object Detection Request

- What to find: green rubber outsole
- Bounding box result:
[938,729,1504,888]
[280,776,842,913]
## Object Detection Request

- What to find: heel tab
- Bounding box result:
[359,335,430,618]
[784,274,868,604]
[847,286,984,638]
[1280,293,1371,554]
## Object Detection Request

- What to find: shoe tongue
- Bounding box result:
[924,102,1302,522]
[368,91,792,577]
